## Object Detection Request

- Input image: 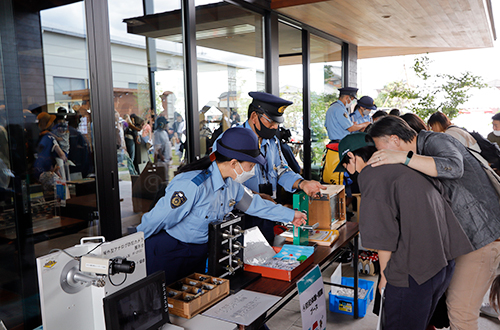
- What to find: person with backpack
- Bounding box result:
[367,116,500,330]
[428,111,500,173]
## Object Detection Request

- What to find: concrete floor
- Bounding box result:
[266,262,500,330]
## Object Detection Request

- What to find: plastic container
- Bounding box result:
[328,277,374,317]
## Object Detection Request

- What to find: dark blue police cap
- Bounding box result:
[338,87,358,98]
[249,91,293,124]
[216,127,266,166]
[357,96,377,110]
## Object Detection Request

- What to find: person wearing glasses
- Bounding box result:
[217,92,325,244]
[325,87,370,143]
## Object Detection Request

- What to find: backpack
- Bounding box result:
[467,130,500,168]
[320,143,344,185]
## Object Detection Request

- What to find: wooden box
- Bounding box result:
[166,274,229,319]
[309,185,345,229]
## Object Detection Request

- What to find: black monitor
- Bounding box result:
[103,271,170,330]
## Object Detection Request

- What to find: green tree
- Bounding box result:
[378,55,486,120]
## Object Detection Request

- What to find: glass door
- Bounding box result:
[0,1,97,328]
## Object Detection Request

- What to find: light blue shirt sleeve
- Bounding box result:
[137,178,199,239]
[325,101,353,140]
[235,184,295,222]
[335,106,353,130]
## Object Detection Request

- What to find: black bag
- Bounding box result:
[467,130,500,167]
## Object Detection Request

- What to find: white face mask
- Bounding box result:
[493,130,500,137]
[363,110,371,116]
[233,162,255,183]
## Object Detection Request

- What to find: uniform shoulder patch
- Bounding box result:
[343,112,348,118]
[171,191,187,209]
[191,170,211,186]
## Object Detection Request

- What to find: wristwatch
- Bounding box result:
[404,151,414,166]
[297,179,305,190]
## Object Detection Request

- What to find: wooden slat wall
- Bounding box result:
[273,0,494,59]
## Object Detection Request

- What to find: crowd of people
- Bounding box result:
[325,86,500,329]
[11,86,498,329]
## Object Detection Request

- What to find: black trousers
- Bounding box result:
[383,260,455,330]
[145,231,208,285]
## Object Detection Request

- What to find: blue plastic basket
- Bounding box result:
[329,277,374,318]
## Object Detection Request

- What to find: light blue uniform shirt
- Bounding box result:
[241,121,302,197]
[350,109,372,126]
[325,100,353,141]
[137,161,295,244]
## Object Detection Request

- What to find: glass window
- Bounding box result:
[0,2,96,328]
[310,34,342,179]
[195,0,265,156]
[279,22,303,169]
[118,1,184,222]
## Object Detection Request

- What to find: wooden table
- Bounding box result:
[243,221,360,327]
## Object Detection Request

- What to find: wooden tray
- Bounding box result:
[166,274,230,319]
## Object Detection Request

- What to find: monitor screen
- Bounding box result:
[103,271,169,330]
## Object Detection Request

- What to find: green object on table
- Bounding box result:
[292,191,309,245]
[297,255,308,262]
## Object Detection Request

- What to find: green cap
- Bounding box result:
[334,133,375,172]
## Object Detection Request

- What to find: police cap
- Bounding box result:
[338,87,358,98]
[216,127,266,166]
[249,91,292,124]
[357,96,377,110]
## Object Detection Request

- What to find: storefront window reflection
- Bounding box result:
[310,34,342,179]
[279,22,304,170]
[195,0,265,156]
[120,1,185,221]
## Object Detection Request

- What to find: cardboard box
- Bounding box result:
[166,274,229,319]
[243,253,314,282]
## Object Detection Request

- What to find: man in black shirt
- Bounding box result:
[335,133,472,330]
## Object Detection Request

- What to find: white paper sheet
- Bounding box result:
[202,290,281,326]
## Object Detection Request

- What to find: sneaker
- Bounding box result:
[480,302,500,318]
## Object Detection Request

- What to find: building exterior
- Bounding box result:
[0,0,495,328]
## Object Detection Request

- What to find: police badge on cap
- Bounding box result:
[248,92,293,124]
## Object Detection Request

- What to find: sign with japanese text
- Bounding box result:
[297,265,327,330]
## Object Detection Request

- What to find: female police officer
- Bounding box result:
[137,126,307,284]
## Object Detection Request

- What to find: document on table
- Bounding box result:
[202,289,281,326]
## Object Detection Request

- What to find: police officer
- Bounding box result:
[137,126,307,285]
[325,87,370,142]
[233,92,325,243]
[350,95,376,126]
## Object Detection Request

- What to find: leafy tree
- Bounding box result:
[378,55,486,120]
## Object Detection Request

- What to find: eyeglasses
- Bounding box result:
[259,113,276,125]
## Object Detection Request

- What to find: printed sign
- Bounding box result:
[297,265,327,330]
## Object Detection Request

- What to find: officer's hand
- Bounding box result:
[258,193,276,204]
[291,211,307,227]
[301,180,327,197]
